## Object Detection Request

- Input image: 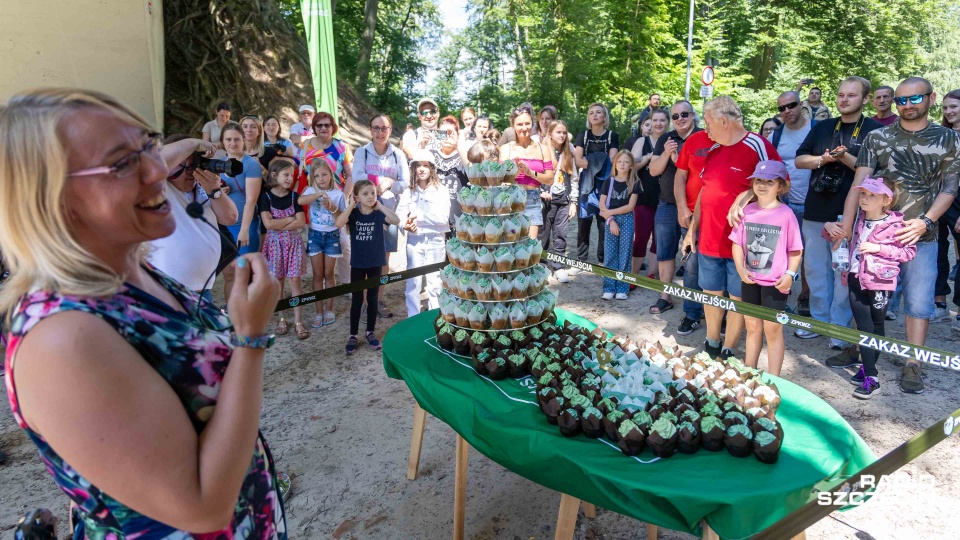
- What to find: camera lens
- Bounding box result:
[194,153,244,176]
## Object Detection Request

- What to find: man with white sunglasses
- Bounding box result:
[831,76,960,394]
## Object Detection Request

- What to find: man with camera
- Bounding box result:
[793,77,883,349]
[402,98,443,160]
[149,135,239,302]
[833,76,960,394]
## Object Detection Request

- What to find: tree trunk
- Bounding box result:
[163,0,314,134]
[355,0,379,92]
[510,2,530,96]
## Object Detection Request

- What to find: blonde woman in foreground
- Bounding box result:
[0,89,286,538]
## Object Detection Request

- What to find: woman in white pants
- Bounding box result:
[397,150,451,316]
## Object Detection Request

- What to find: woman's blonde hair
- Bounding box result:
[240,115,265,158]
[585,103,610,129]
[547,120,574,176]
[309,159,337,191]
[611,150,636,193]
[0,88,155,317]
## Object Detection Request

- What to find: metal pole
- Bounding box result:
[684,0,695,101]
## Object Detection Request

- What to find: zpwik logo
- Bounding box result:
[288,297,300,307]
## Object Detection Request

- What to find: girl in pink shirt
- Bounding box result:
[730,160,803,376]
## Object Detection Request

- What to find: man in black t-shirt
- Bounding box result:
[793,76,883,349]
[648,100,700,313]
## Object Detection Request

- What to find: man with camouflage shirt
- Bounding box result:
[831,77,960,394]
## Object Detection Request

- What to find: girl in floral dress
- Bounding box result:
[260,160,309,339]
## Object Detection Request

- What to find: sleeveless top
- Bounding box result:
[4,265,287,539]
[504,142,553,189]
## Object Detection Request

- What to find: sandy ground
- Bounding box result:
[2,224,959,540]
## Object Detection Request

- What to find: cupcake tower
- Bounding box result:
[437,160,557,333]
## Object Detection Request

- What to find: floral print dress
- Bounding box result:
[4,265,287,539]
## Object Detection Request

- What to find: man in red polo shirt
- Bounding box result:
[673,128,714,335]
[683,96,782,359]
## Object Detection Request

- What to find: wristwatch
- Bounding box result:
[208,188,223,199]
[230,332,276,350]
[786,270,800,281]
[918,214,936,232]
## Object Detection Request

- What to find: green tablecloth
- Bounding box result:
[383,309,876,539]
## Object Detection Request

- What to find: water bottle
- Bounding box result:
[831,215,850,271]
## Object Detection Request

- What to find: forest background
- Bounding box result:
[168,0,960,138]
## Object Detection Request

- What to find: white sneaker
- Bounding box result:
[601,292,614,300]
[615,293,628,300]
[555,269,570,283]
[931,306,951,323]
[953,317,960,334]
[567,268,581,276]
[885,312,897,321]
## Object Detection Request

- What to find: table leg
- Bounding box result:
[582,502,596,518]
[646,524,658,540]
[701,520,719,540]
[554,493,581,540]
[407,403,428,480]
[453,434,468,540]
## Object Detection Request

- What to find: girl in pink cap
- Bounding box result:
[841,176,916,399]
[730,160,803,376]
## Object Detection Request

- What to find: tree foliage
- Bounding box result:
[280,0,960,134]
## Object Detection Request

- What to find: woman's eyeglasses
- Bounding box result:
[68,133,164,179]
[776,101,800,113]
[315,123,333,129]
[894,93,932,106]
[371,126,391,133]
[671,112,692,120]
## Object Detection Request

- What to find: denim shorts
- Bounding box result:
[654,202,681,261]
[524,189,544,227]
[307,229,343,257]
[698,253,742,297]
[900,240,936,319]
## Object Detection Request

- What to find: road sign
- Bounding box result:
[699,85,714,98]
[701,66,715,86]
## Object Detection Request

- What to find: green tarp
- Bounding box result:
[383,309,876,539]
[301,0,339,122]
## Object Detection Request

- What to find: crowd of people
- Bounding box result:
[0,74,958,535]
[163,77,960,397]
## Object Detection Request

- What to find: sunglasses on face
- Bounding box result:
[894,93,932,106]
[671,111,692,120]
[316,123,333,129]
[419,109,438,116]
[777,101,800,113]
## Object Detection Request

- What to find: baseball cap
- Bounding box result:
[298,104,316,113]
[853,177,893,198]
[417,98,439,111]
[410,149,436,167]
[748,160,788,181]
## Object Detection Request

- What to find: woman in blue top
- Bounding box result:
[220,122,264,305]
